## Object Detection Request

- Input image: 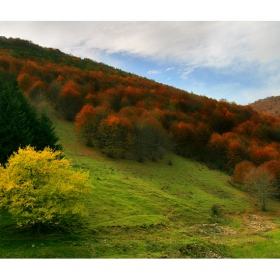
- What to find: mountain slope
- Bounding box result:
[2,36,280,173]
[250,95,280,117]
[2,115,280,258]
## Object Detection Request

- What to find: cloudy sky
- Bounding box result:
[1,12,280,106]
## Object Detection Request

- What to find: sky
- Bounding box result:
[1,3,280,106]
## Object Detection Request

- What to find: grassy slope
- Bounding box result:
[1,117,280,258]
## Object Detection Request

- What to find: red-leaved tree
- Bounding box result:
[58,81,83,121]
[75,104,98,147]
[232,161,255,185]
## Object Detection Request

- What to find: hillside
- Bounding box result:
[250,95,280,117]
[2,36,280,173]
[1,115,280,258]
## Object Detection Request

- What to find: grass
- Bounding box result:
[1,117,280,258]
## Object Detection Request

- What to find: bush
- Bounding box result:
[211,204,223,216]
[0,146,93,232]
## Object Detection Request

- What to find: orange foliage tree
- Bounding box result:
[28,80,46,104]
[232,161,255,185]
[17,73,32,92]
[233,120,256,137]
[226,138,247,171]
[261,160,280,195]
[208,132,229,169]
[245,165,277,211]
[58,81,83,121]
[171,121,195,157]
[248,142,280,165]
[75,104,98,147]
[98,115,135,158]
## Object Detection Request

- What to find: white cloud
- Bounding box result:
[2,0,280,21]
[147,70,161,75]
[180,67,195,80]
[2,22,280,73]
[2,22,280,69]
[1,21,280,104]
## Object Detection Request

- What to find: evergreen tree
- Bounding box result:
[0,74,61,165]
[34,111,62,151]
[0,75,34,164]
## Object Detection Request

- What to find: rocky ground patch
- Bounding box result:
[243,214,276,232]
[188,223,237,236]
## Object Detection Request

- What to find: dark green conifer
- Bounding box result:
[0,74,61,165]
[34,111,62,151]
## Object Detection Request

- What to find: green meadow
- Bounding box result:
[1,117,280,258]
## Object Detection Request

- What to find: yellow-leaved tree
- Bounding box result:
[0,146,93,232]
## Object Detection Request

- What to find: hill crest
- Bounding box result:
[250,95,280,117]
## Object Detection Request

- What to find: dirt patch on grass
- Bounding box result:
[188,223,237,236]
[243,214,276,232]
[178,242,226,258]
[188,214,276,237]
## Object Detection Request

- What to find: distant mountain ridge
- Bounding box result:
[250,96,280,117]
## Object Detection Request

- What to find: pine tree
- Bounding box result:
[0,75,34,164]
[0,74,61,165]
[34,111,62,151]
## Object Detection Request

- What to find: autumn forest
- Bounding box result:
[1,36,280,174]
